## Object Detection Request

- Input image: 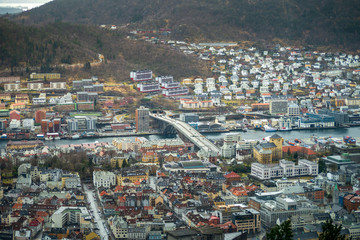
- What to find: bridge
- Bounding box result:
[149,113,220,157]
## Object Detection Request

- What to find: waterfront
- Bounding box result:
[2,127,359,149]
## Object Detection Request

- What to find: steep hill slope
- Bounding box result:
[14,0,360,49]
[0,18,210,81]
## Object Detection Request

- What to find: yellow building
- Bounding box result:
[30,72,61,80]
[117,169,148,186]
[213,196,226,206]
[15,94,29,104]
[10,103,26,110]
[85,232,100,240]
[0,94,11,101]
[142,152,159,163]
[182,78,193,85]
[253,134,283,164]
[204,191,220,201]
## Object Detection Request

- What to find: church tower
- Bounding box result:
[333,183,339,204]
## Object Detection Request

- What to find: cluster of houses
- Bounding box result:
[0,164,100,240]
[0,120,360,239]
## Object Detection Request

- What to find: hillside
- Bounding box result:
[0,18,210,81]
[13,0,360,49]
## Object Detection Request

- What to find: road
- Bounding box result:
[83,184,109,240]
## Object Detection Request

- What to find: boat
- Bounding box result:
[287,142,295,146]
[72,134,80,139]
[278,127,292,131]
[54,137,61,140]
[1,134,7,139]
[37,134,44,139]
[45,136,53,141]
[264,125,277,132]
[344,136,356,144]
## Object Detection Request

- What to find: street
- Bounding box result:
[83,184,109,240]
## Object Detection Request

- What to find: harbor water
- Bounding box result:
[2,127,360,149]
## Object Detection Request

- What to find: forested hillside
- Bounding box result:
[13,0,360,49]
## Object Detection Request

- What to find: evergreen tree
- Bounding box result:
[121,159,128,168]
[318,159,326,173]
[319,219,346,240]
[266,220,293,240]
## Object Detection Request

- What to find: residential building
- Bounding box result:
[93,171,116,188]
[0,76,20,83]
[4,83,20,91]
[287,103,300,116]
[30,72,61,80]
[130,70,152,82]
[109,215,128,239]
[50,82,66,89]
[27,82,44,90]
[236,140,257,161]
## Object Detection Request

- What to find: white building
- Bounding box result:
[4,83,20,91]
[51,206,91,228]
[22,119,34,129]
[33,97,46,105]
[9,119,21,129]
[236,140,257,161]
[50,82,66,89]
[251,159,318,180]
[93,171,116,188]
[221,143,236,158]
[287,103,300,116]
[27,82,44,90]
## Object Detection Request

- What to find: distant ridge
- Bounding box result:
[12,0,360,49]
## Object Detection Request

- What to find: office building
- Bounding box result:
[135,106,149,133]
[180,113,199,123]
[51,206,90,228]
[269,100,288,115]
[251,159,318,180]
[231,209,261,234]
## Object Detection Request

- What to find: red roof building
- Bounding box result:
[10,110,20,121]
[224,172,241,182]
[344,194,360,212]
[282,146,317,158]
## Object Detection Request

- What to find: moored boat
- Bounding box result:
[264,125,277,132]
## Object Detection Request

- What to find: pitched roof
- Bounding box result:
[224,171,241,179]
[282,146,316,155]
[270,133,282,139]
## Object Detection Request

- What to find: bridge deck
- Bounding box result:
[150,114,220,156]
